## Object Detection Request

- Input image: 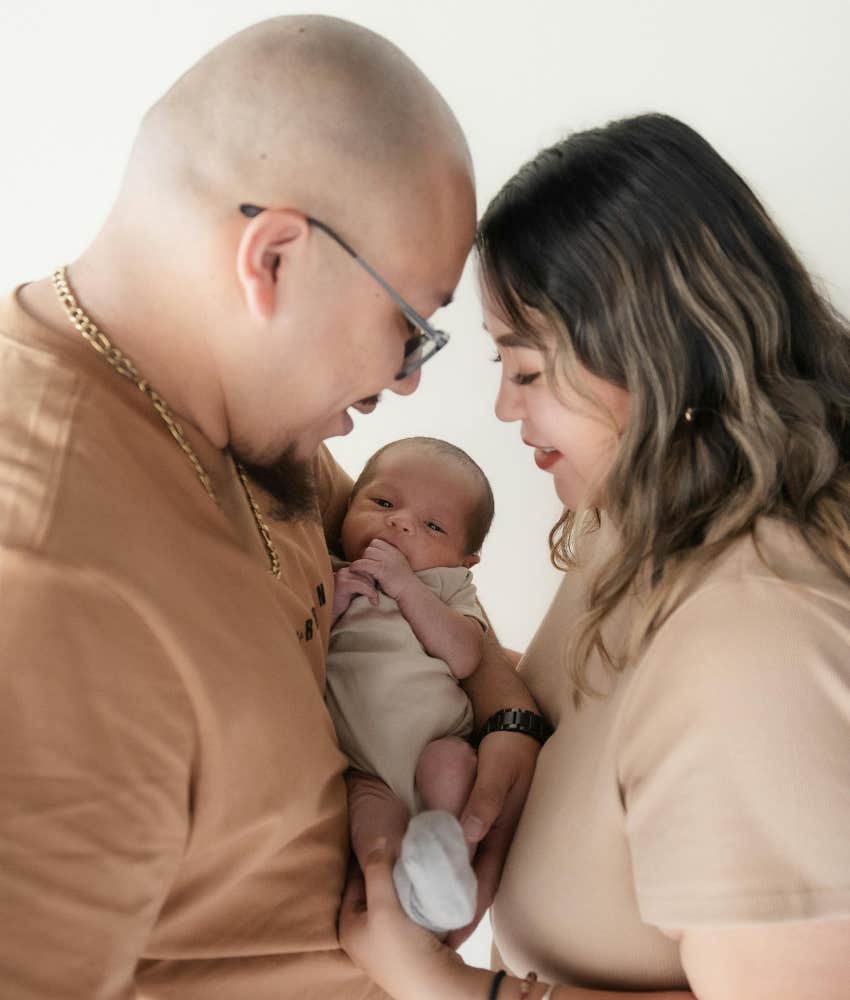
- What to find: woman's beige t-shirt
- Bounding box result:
[492,517,850,992]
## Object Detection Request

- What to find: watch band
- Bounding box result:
[474,708,553,748]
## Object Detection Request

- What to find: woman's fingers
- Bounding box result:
[359,840,402,910]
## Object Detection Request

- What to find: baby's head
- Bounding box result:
[341,437,494,571]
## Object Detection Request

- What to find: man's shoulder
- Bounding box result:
[0,298,224,563]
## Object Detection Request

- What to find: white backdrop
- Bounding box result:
[3,0,849,971]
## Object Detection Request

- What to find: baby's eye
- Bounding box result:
[425,521,445,534]
[372,498,393,508]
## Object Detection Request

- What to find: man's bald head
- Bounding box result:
[74,16,475,475]
[121,15,472,234]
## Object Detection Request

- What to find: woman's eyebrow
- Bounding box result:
[481,322,529,349]
[496,332,529,348]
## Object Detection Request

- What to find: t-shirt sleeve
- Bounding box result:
[445,571,488,631]
[314,445,353,556]
[617,575,850,928]
[0,552,194,999]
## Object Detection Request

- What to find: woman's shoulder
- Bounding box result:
[625,518,850,720]
[674,517,849,617]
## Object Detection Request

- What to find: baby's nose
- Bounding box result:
[387,511,413,533]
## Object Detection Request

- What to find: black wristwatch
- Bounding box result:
[473,708,553,749]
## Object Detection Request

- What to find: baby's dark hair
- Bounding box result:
[351,437,495,554]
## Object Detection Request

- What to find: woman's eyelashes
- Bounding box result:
[491,352,541,386]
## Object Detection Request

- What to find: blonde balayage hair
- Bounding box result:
[477,113,850,700]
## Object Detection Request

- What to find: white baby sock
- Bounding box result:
[392,810,477,934]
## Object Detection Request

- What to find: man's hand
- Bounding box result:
[350,538,418,602]
[332,565,379,624]
[446,730,540,948]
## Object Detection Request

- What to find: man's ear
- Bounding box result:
[462,553,480,569]
[236,209,309,320]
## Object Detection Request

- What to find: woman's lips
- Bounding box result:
[534,448,561,471]
[524,438,561,471]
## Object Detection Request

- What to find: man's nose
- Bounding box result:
[390,366,421,397]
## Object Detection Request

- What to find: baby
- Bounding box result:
[325,436,494,934]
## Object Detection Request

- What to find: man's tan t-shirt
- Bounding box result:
[326,565,482,814]
[492,517,850,992]
[0,290,386,999]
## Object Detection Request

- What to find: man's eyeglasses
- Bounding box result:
[239,205,450,380]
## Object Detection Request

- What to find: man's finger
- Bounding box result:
[444,815,514,949]
[470,822,512,910]
[459,775,509,845]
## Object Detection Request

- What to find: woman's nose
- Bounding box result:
[495,379,522,422]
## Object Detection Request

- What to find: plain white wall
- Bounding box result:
[3,0,849,971]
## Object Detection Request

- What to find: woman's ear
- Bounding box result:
[236,209,309,320]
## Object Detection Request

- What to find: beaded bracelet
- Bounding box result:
[519,971,538,997]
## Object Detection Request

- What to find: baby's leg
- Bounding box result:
[415,735,478,819]
[346,769,410,868]
[392,737,479,935]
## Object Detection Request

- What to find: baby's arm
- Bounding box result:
[350,539,484,679]
[331,565,379,625]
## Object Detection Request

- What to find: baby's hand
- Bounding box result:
[350,539,417,602]
[332,565,379,623]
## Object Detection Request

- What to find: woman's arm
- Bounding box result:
[341,847,850,999]
[339,844,694,1000]
[678,920,850,1000]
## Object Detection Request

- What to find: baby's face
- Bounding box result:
[341,447,481,572]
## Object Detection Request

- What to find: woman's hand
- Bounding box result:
[339,842,467,1000]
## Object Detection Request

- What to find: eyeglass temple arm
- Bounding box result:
[306,218,437,331]
[239,205,439,336]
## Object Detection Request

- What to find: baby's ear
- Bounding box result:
[462,553,480,569]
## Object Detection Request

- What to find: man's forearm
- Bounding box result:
[462,628,539,727]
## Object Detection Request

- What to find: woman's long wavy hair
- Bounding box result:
[477,113,850,699]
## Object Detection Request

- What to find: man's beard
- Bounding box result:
[234,442,319,523]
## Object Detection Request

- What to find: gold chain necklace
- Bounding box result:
[52,266,281,579]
